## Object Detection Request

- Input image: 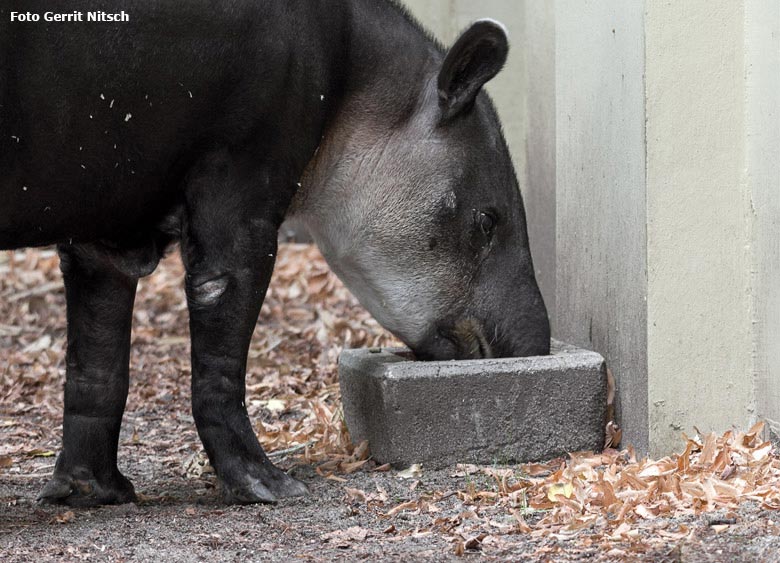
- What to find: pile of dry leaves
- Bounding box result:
[1,244,779,555]
[440,422,778,553]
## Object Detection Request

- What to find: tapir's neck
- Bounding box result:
[290,1,442,257]
[342,1,442,103]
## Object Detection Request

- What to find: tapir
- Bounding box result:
[0,0,550,506]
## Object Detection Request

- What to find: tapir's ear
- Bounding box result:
[437,19,509,122]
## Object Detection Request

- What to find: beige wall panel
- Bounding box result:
[747,0,780,442]
[645,0,754,455]
[555,1,649,452]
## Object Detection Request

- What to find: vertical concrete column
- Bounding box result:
[553,0,775,456]
[645,1,754,455]
[554,1,649,453]
[747,0,780,442]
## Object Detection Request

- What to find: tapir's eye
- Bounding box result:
[476,211,496,238]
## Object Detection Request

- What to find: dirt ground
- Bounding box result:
[3,463,780,562]
[2,245,779,562]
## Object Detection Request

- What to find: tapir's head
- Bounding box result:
[295,19,550,360]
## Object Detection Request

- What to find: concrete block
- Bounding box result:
[338,340,608,468]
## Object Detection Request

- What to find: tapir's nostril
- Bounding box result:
[474,324,493,359]
[447,318,492,360]
[416,321,496,361]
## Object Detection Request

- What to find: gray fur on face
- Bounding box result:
[289,21,549,360]
[291,101,476,348]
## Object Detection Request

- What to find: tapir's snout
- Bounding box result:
[412,303,551,362]
[485,275,552,359]
[413,318,494,361]
[489,316,551,359]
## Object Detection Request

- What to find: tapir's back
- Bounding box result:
[0,0,348,249]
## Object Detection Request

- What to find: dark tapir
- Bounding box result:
[0,0,550,505]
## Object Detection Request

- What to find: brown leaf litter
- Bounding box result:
[2,244,779,559]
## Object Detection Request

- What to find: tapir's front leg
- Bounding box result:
[38,245,138,506]
[181,152,307,504]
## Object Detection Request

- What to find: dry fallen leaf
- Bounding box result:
[463,533,486,550]
[263,399,286,413]
[453,541,465,556]
[25,449,55,458]
[605,421,622,449]
[384,500,419,517]
[397,463,422,480]
[547,482,573,502]
[53,511,76,524]
[344,487,367,503]
[321,526,370,546]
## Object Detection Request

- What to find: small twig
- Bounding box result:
[0,324,23,337]
[269,441,317,458]
[29,463,56,473]
[437,491,458,502]
[5,282,63,303]
[708,517,737,526]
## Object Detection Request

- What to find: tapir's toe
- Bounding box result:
[220,464,308,505]
[271,472,309,499]
[221,478,278,505]
[37,470,136,507]
[37,476,74,503]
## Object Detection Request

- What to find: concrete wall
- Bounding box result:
[645,0,755,455]
[551,0,778,455]
[747,0,780,441]
[554,1,649,452]
[522,2,556,326]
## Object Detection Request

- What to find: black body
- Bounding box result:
[1,0,550,505]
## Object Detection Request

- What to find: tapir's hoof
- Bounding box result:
[37,469,136,507]
[220,466,309,505]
